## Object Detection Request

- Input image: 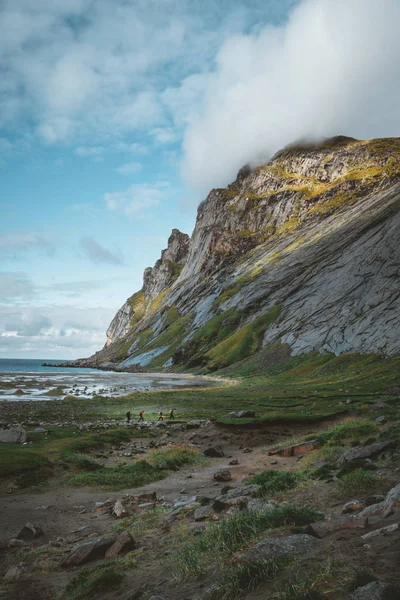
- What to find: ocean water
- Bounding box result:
[0,358,97,374]
[0,358,216,401]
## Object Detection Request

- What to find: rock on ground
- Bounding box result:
[204,445,224,457]
[213,469,232,482]
[105,531,135,558]
[61,536,116,568]
[0,427,26,444]
[348,581,400,599]
[232,534,322,565]
[336,441,396,468]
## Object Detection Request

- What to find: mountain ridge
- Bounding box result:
[67,136,400,372]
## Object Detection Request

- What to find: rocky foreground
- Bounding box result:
[1,411,400,599]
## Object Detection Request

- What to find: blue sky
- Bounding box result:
[1,0,400,358]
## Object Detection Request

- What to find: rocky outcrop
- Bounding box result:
[76,136,400,370]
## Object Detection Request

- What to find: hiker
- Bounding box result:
[169,409,175,420]
[157,411,164,421]
[138,410,144,422]
[126,411,131,423]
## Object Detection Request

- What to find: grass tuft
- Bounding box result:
[68,459,167,490]
[338,469,380,496]
[248,470,304,495]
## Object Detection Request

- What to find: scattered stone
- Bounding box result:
[3,565,25,583]
[306,515,368,538]
[194,506,213,521]
[228,410,256,418]
[348,581,400,600]
[17,522,44,541]
[33,427,48,433]
[336,440,396,468]
[173,495,198,509]
[229,459,239,465]
[243,448,253,453]
[213,469,232,482]
[8,539,26,548]
[232,534,321,565]
[268,440,317,457]
[0,427,27,444]
[105,531,135,558]
[270,459,278,465]
[360,482,400,519]
[342,500,364,514]
[113,499,128,518]
[204,445,224,457]
[61,536,116,568]
[186,420,207,429]
[375,416,386,424]
[361,523,399,540]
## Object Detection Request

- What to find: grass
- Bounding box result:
[205,306,282,371]
[338,469,380,496]
[64,555,136,600]
[275,561,344,600]
[113,507,169,535]
[207,556,295,600]
[68,459,167,490]
[61,452,103,471]
[146,444,200,469]
[173,504,323,579]
[316,419,379,446]
[248,470,304,495]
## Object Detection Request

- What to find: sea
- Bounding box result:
[0,358,96,374]
[0,358,215,401]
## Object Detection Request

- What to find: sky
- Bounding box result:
[1,0,400,359]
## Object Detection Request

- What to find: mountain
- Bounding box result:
[74,136,400,372]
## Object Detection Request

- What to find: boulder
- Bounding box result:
[113,499,128,518]
[61,536,116,568]
[3,565,26,583]
[194,506,213,521]
[204,445,224,457]
[361,523,399,540]
[360,482,400,519]
[232,534,321,565]
[342,500,364,514]
[17,522,44,541]
[213,469,232,482]
[105,531,135,558]
[0,427,26,444]
[306,515,368,538]
[173,495,198,509]
[336,441,396,468]
[268,440,317,457]
[348,581,400,600]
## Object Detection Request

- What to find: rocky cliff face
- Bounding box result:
[81,136,400,371]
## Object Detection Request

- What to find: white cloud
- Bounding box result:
[0,233,54,258]
[115,161,143,175]
[74,146,105,157]
[80,237,124,266]
[180,0,400,190]
[150,127,178,145]
[104,182,172,216]
[0,272,36,302]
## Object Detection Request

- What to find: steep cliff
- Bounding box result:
[80,136,400,372]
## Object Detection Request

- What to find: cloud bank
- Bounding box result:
[181,0,400,190]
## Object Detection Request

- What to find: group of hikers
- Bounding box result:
[125,409,175,423]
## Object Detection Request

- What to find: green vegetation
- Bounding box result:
[205,306,282,371]
[173,504,322,579]
[146,444,200,469]
[248,469,304,495]
[276,562,341,600]
[64,555,136,600]
[316,419,379,446]
[207,556,294,600]
[338,469,380,496]
[68,459,167,490]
